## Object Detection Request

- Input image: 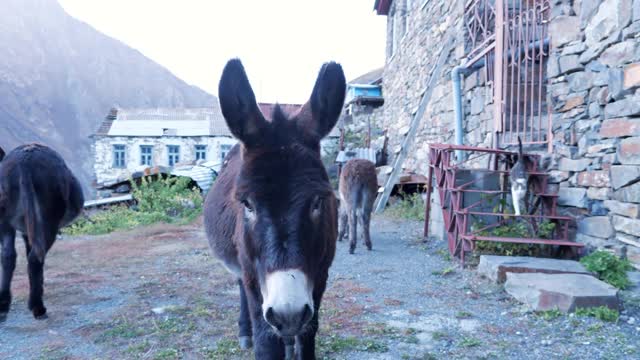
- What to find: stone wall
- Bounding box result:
[92,136,237,186]
[546,0,640,264]
[379,0,640,262]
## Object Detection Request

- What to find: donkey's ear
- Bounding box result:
[298,62,346,141]
[218,59,268,147]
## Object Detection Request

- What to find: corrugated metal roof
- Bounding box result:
[97,105,231,137]
[336,147,376,163]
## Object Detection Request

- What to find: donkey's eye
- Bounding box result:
[310,196,323,218]
[242,199,254,212]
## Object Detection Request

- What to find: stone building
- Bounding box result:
[91,107,237,188]
[374,0,640,266]
[92,103,340,189]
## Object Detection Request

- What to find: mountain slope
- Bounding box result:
[0,0,215,195]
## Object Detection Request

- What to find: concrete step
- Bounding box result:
[505,273,619,312]
[478,255,591,283]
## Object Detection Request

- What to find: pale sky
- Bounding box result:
[58,0,387,104]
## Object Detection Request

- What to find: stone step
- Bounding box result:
[478,255,592,283]
[505,273,619,312]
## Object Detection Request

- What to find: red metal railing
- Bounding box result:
[424,144,582,264]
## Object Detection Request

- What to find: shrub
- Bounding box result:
[64,175,203,235]
[575,306,619,322]
[384,191,425,221]
[580,251,633,289]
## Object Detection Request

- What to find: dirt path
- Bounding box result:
[0,216,638,360]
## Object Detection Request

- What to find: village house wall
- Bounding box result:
[379,0,640,263]
[92,135,237,185]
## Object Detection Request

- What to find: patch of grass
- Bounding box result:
[432,266,455,276]
[580,251,633,289]
[587,322,604,334]
[473,220,557,257]
[65,175,203,235]
[436,249,452,261]
[99,320,145,341]
[204,339,244,359]
[126,340,151,356]
[455,311,473,319]
[318,335,388,355]
[575,306,619,322]
[537,308,562,321]
[153,348,180,360]
[385,190,426,221]
[459,336,482,348]
[431,331,449,340]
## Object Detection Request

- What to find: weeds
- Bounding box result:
[575,306,619,322]
[580,251,633,289]
[459,336,481,348]
[65,175,203,235]
[537,308,562,321]
[385,191,425,221]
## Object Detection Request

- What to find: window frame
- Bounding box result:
[167,145,181,166]
[113,144,126,168]
[140,145,153,166]
[195,144,207,161]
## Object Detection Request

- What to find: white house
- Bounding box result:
[91,107,237,188]
[91,103,341,190]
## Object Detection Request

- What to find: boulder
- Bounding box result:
[478,255,591,284]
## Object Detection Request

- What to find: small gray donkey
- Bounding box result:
[338,159,378,254]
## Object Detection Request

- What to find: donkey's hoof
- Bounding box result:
[349,248,355,255]
[0,312,8,323]
[32,307,47,320]
[238,336,253,349]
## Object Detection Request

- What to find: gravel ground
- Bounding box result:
[0,215,638,360]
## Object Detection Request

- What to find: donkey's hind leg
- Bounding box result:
[337,208,348,242]
[237,279,253,349]
[0,223,16,320]
[361,208,373,252]
[348,208,358,254]
[24,228,55,319]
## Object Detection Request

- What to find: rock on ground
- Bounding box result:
[478,255,592,283]
[505,273,619,312]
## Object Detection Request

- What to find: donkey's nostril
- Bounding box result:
[301,304,313,326]
[264,307,282,330]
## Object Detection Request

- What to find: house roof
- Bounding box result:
[94,104,231,137]
[349,67,383,85]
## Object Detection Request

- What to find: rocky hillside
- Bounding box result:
[0,0,215,196]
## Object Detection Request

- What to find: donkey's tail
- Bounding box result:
[0,146,5,161]
[20,170,45,262]
[517,136,523,158]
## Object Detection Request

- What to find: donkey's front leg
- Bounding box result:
[245,282,285,360]
[237,279,253,349]
[0,224,17,320]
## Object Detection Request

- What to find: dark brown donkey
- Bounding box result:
[337,159,377,254]
[204,59,345,359]
[0,143,84,320]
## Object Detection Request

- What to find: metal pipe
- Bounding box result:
[452,65,466,162]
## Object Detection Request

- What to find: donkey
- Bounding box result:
[204,59,345,359]
[337,159,377,254]
[0,143,84,320]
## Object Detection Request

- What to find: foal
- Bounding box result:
[337,159,377,254]
[204,59,345,359]
[0,143,84,320]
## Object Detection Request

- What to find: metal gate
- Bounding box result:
[464,0,552,150]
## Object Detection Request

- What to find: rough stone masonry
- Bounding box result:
[375,0,640,266]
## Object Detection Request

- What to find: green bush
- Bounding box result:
[580,251,632,289]
[64,175,203,235]
[385,191,425,221]
[575,306,619,322]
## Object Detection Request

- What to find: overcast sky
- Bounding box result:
[58,0,386,104]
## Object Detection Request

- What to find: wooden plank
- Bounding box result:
[374,30,456,213]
